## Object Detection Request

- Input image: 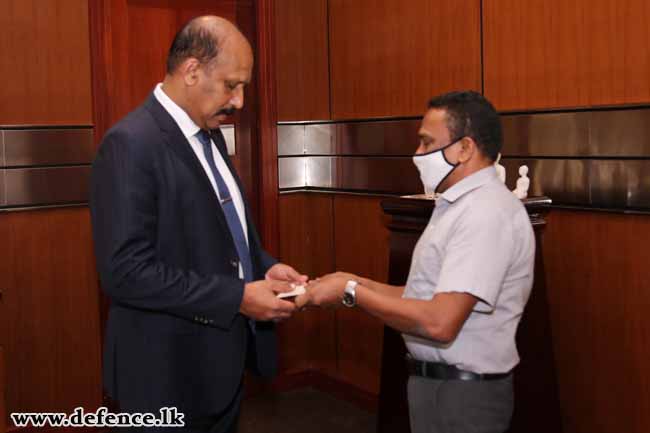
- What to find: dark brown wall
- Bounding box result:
[543,210,650,433]
[276,0,650,121]
[332,196,388,396]
[277,193,389,400]
[483,0,650,110]
[90,0,266,223]
[328,0,482,119]
[277,193,337,376]
[1,208,103,416]
[274,0,330,121]
[0,346,4,433]
[0,1,101,427]
[0,0,93,125]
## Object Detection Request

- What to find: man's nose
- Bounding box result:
[230,87,244,109]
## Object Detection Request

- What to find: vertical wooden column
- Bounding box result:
[1,346,5,433]
[255,0,280,255]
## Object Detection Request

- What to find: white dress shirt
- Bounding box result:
[402,166,535,374]
[154,83,248,278]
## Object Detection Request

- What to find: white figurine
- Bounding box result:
[495,153,506,184]
[513,165,530,199]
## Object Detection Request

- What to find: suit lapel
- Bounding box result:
[143,94,230,235]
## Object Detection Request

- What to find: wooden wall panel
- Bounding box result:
[484,0,650,110]
[274,0,330,121]
[1,208,102,416]
[277,194,337,376]
[0,0,92,125]
[90,1,265,222]
[328,0,481,119]
[0,346,5,433]
[333,195,390,395]
[121,0,238,124]
[543,210,650,433]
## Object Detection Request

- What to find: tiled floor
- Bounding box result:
[238,388,377,433]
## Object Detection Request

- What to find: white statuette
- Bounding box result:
[495,153,506,184]
[512,165,530,199]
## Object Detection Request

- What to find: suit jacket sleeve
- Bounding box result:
[90,128,244,330]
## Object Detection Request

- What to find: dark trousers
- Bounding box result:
[407,374,514,433]
[115,380,243,433]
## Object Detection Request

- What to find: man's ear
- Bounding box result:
[180,58,200,86]
[457,136,477,163]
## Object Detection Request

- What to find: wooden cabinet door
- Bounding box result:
[484,0,650,110]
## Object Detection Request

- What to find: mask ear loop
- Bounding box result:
[434,137,465,193]
[414,136,465,158]
[439,137,464,167]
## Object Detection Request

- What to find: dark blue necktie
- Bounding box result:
[196,129,254,284]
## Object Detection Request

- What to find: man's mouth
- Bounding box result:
[216,107,236,117]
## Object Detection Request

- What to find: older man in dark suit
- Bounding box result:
[90,16,304,433]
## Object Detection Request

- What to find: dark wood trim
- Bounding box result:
[1,346,5,433]
[88,0,107,146]
[254,0,280,256]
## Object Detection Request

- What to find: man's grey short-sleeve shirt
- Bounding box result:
[403,166,535,374]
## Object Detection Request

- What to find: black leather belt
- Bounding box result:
[406,356,512,381]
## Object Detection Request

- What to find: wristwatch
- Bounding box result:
[342,280,358,308]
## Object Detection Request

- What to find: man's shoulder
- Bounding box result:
[105,103,157,139]
[452,179,526,230]
[471,179,524,213]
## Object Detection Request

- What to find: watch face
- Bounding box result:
[342,292,355,307]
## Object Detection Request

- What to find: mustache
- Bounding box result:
[216,107,236,116]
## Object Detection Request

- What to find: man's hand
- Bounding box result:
[265,263,308,285]
[240,280,297,322]
[295,272,354,309]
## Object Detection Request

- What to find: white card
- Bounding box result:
[277,284,306,299]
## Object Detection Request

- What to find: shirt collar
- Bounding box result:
[439,165,498,203]
[153,83,201,140]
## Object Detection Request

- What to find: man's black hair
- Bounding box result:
[428,90,502,161]
[166,20,219,73]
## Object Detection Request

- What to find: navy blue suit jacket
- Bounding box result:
[90,93,277,418]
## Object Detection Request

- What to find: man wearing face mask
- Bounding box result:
[297,91,535,433]
[91,16,306,433]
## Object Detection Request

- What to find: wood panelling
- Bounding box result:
[256,0,280,253]
[90,0,237,138]
[1,208,102,417]
[277,194,337,376]
[328,0,481,119]
[0,0,92,125]
[276,193,390,399]
[333,195,389,396]
[483,0,650,110]
[0,213,6,433]
[509,227,563,433]
[274,0,330,121]
[90,0,266,224]
[543,210,650,433]
[1,347,5,433]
